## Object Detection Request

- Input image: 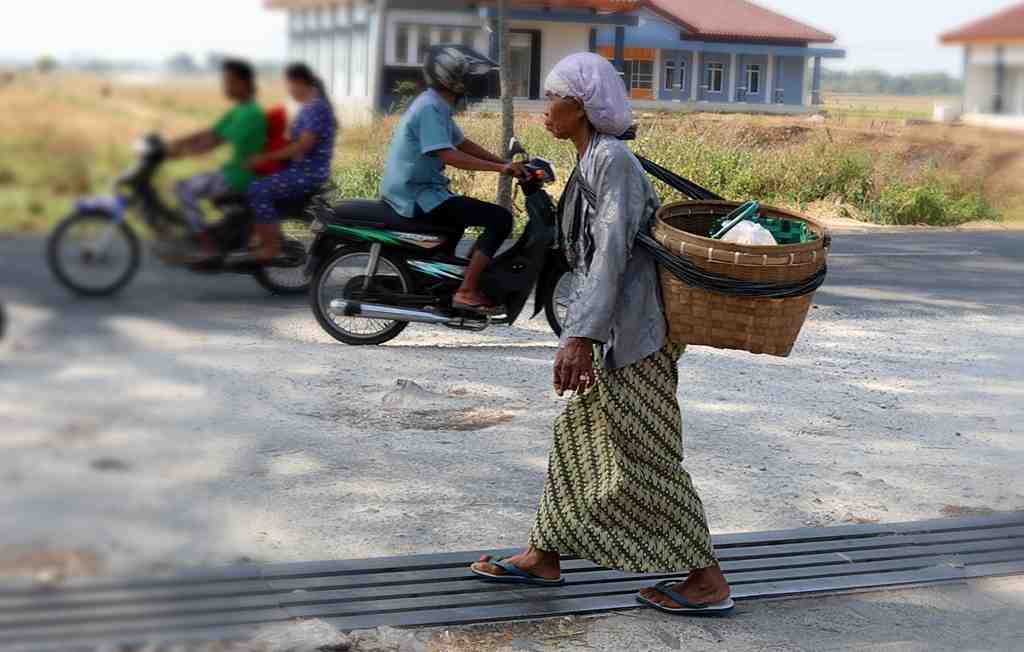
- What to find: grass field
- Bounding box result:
[1,73,1021,233]
[822,93,959,120]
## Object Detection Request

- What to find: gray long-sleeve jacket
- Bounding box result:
[559,134,667,371]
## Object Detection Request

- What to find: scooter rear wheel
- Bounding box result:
[254,218,315,295]
[311,246,412,346]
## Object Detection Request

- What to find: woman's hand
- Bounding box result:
[554,337,597,396]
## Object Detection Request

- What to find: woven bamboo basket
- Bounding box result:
[653,201,830,357]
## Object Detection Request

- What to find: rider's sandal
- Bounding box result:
[452,300,505,316]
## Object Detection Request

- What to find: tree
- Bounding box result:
[35,55,58,74]
[495,0,514,210]
[165,52,200,76]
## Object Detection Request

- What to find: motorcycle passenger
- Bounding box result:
[167,59,267,253]
[380,45,527,314]
[230,63,338,265]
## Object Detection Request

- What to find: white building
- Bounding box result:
[941,2,1024,130]
[266,0,844,126]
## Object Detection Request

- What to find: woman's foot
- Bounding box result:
[638,565,731,609]
[225,223,283,266]
[470,547,561,581]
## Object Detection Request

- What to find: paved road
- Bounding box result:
[1,227,1022,582]
[4,228,1023,313]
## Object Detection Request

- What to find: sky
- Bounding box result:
[0,0,1017,75]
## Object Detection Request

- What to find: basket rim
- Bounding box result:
[656,200,831,254]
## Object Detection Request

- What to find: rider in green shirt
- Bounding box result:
[168,59,267,235]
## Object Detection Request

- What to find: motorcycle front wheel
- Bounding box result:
[47,211,141,297]
[544,268,572,337]
[310,246,413,346]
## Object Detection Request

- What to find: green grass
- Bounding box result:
[330,112,1003,229]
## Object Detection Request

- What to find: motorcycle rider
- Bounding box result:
[167,59,267,256]
[380,45,527,314]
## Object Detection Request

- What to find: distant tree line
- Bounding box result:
[822,69,962,96]
[12,52,284,76]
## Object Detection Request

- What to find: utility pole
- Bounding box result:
[496,0,514,210]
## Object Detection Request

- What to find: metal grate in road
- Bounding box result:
[2,513,1022,651]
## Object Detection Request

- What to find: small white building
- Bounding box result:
[941,1,1024,130]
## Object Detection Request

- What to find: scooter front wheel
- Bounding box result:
[47,210,141,297]
[310,246,412,346]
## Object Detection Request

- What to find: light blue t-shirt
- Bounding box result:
[380,89,466,218]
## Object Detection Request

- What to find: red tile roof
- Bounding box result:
[940,2,1024,44]
[265,0,836,43]
[644,0,835,44]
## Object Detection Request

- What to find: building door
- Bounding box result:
[507,31,541,100]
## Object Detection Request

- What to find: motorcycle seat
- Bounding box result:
[327,200,464,235]
[212,191,318,217]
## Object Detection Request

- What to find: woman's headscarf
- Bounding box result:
[544,52,634,138]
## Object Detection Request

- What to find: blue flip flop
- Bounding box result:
[471,559,565,586]
[636,580,735,617]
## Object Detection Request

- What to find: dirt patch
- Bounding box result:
[302,380,523,433]
[731,123,813,147]
[427,616,595,652]
[941,504,1000,518]
[0,545,104,586]
[405,408,516,432]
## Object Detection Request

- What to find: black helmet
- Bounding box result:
[424,45,497,96]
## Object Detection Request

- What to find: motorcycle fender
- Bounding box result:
[303,234,344,278]
[532,249,569,318]
[75,195,129,222]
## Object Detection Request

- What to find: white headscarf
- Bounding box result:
[544,52,634,138]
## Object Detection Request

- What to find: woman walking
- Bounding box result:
[470,53,733,615]
[231,63,337,264]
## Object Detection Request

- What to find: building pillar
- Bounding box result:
[729,53,738,102]
[691,50,701,101]
[962,46,971,112]
[812,56,824,106]
[588,28,598,53]
[370,0,388,112]
[995,46,1006,114]
[765,53,775,104]
[811,56,823,105]
[613,26,626,81]
[613,26,626,83]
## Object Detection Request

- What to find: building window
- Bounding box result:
[664,61,675,90]
[439,28,454,45]
[396,25,411,64]
[746,64,762,95]
[679,61,687,89]
[705,62,724,93]
[460,28,476,47]
[417,26,431,64]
